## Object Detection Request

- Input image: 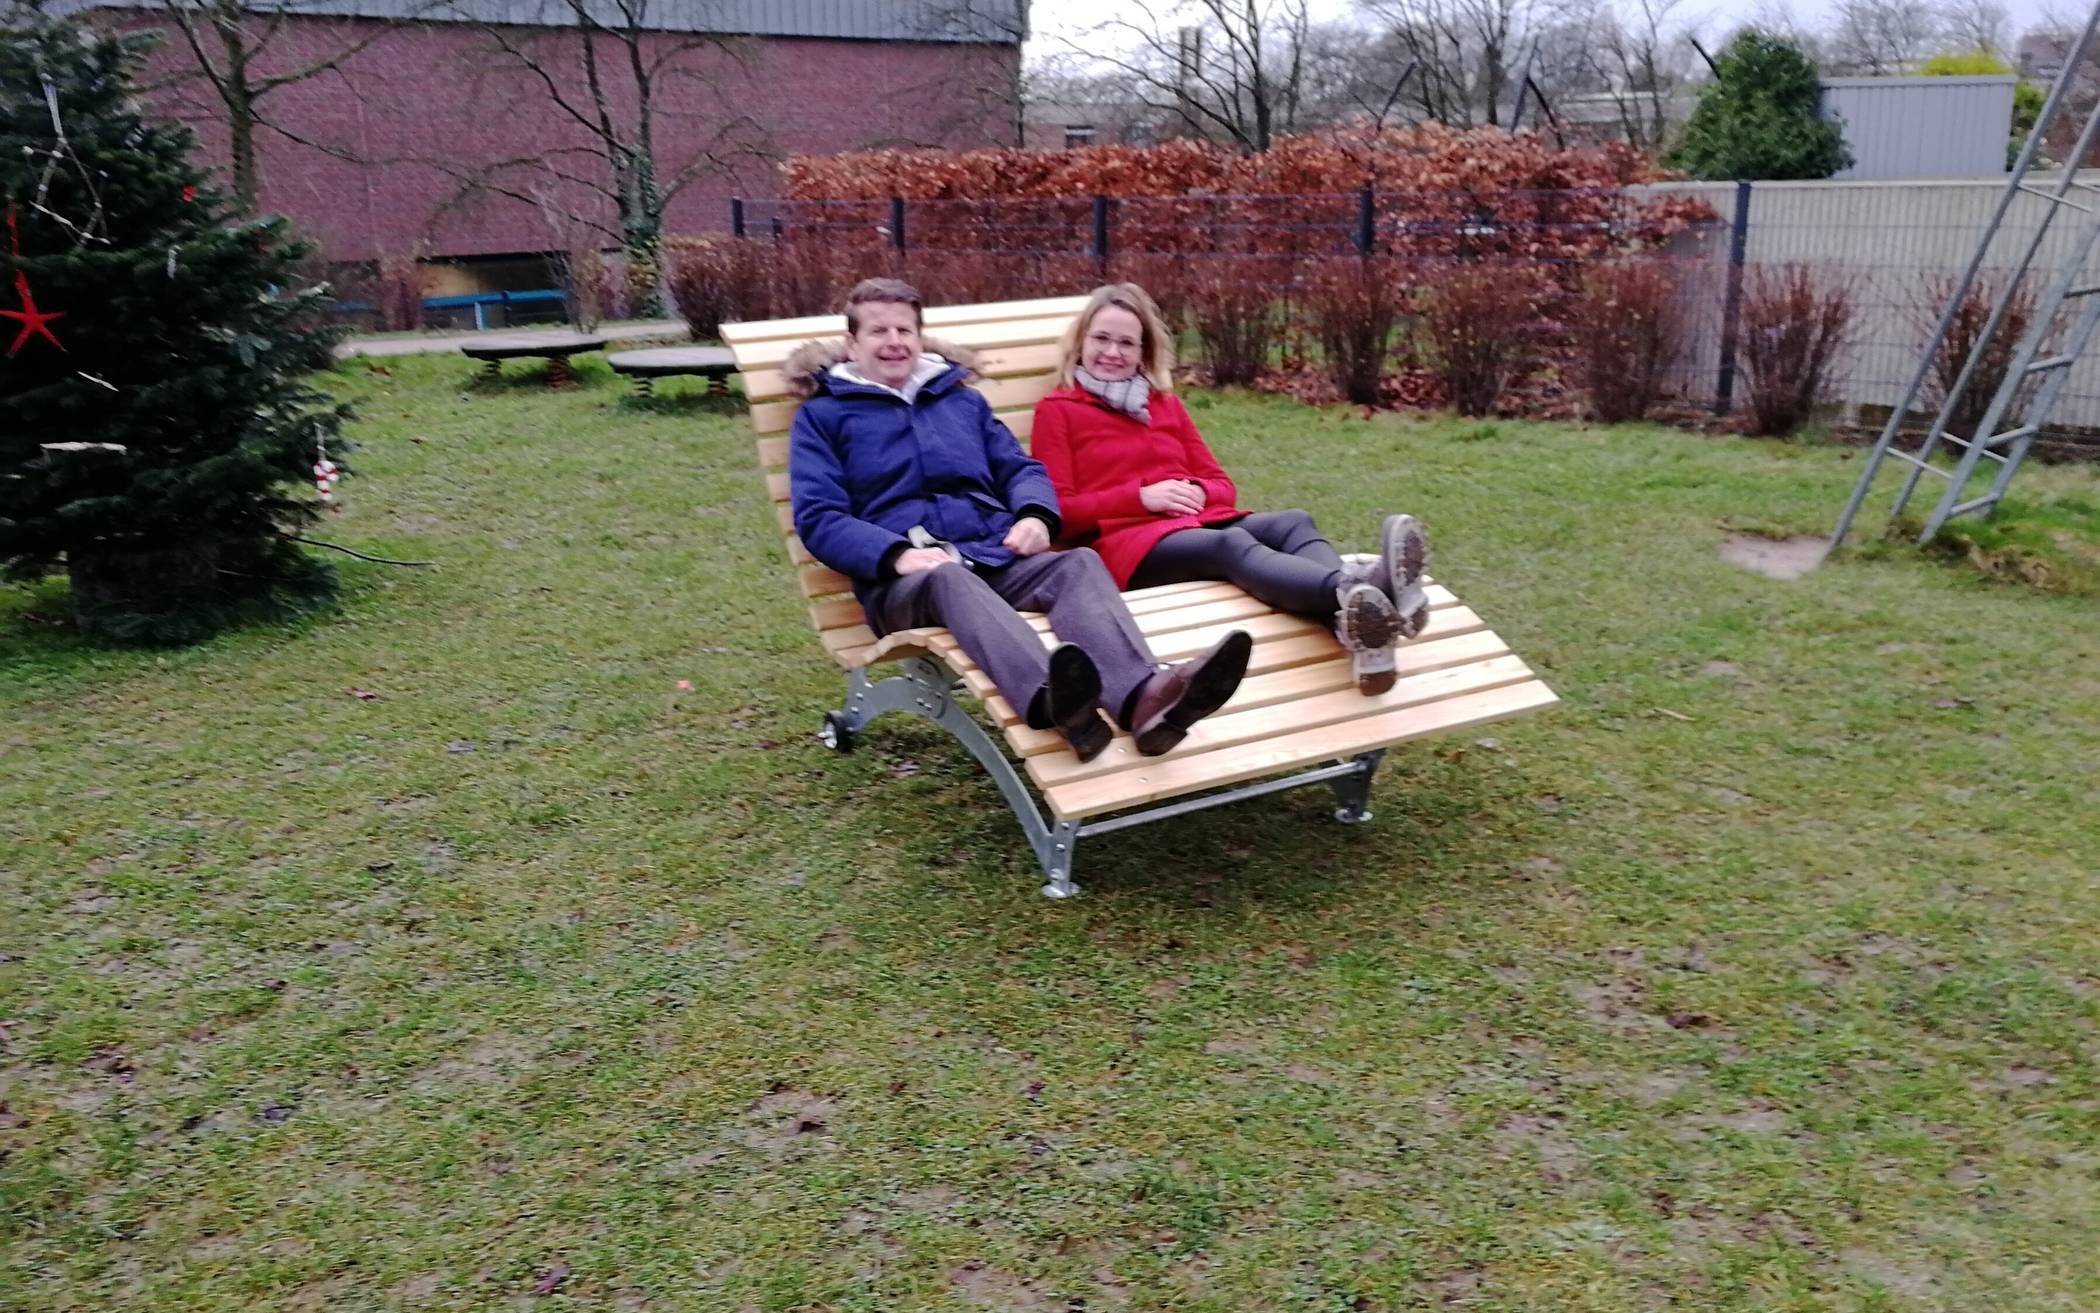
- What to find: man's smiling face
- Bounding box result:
[844,299,923,390]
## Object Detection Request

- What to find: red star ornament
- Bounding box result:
[2,272,67,356]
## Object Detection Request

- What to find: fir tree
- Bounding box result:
[0,18,349,644]
[1666,31,1853,181]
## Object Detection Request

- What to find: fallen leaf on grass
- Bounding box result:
[531,1264,569,1296]
[348,688,380,701]
[1665,1012,1713,1030]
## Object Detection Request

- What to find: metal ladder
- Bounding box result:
[1831,1,2100,549]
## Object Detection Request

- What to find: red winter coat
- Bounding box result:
[1030,385,1251,587]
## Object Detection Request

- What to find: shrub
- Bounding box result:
[1301,257,1407,405]
[1416,261,1548,417]
[376,250,429,332]
[1186,256,1278,386]
[1666,30,1850,180]
[1738,263,1855,436]
[768,234,891,317]
[1575,259,1687,422]
[665,236,759,338]
[904,250,1021,306]
[1109,252,1192,333]
[558,246,613,332]
[1910,271,2035,441]
[781,127,1716,263]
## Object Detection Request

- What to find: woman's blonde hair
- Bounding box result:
[1056,283,1177,392]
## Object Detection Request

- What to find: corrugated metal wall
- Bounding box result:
[1820,77,2016,180]
[1644,176,2100,429]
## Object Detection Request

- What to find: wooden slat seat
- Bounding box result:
[723,298,1556,830]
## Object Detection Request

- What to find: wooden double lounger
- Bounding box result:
[724,295,1558,898]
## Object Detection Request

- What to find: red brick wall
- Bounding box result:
[108,13,1019,262]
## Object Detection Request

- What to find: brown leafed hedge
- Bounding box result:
[781,126,1716,261]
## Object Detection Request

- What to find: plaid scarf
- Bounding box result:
[1074,367,1152,423]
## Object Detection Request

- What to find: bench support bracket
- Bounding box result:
[833,663,1389,900]
[835,659,1082,897]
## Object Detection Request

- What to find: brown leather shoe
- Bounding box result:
[1045,643,1112,763]
[1126,629,1254,756]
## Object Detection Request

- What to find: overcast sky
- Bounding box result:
[1022,0,2084,65]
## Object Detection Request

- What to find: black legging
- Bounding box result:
[1127,509,1346,620]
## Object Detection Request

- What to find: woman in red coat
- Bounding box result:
[1031,283,1430,695]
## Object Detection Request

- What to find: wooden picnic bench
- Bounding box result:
[723,295,1557,897]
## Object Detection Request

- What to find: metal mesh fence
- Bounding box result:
[715,181,2100,445]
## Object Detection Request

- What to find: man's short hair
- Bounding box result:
[844,278,924,334]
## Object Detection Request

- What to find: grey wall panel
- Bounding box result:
[1820,76,2016,180]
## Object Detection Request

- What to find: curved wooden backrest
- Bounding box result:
[724,296,1087,666]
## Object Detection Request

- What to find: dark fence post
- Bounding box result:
[1356,183,1375,256]
[1092,195,1110,274]
[890,196,907,254]
[1713,179,1754,416]
[731,197,745,239]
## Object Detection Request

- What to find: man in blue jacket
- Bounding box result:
[786,278,1251,762]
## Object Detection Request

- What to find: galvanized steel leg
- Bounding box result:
[1330,750,1385,824]
[830,659,1083,899]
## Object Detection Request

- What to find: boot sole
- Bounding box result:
[1337,584,1403,696]
[1133,630,1253,756]
[1379,514,1431,640]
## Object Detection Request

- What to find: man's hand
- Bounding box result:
[1003,517,1051,557]
[892,547,957,576]
[1140,479,1205,516]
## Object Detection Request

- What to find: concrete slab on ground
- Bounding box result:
[337,320,686,359]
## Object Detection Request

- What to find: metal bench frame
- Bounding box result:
[824,656,1384,897]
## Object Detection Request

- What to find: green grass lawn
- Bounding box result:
[4,355,2098,1312]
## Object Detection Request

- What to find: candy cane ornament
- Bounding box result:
[313,456,340,501]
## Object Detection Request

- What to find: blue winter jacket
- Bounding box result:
[784,339,1062,608]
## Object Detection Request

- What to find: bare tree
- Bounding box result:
[1025,55,1179,145]
[1574,0,1697,149]
[1825,0,1946,73]
[907,0,1030,146]
[440,0,767,314]
[1054,0,1330,153]
[1359,0,1548,128]
[131,0,435,215]
[1936,0,2009,57]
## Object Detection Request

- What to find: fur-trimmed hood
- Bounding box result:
[780,336,980,398]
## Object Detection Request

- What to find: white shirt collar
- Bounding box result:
[830,353,947,403]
